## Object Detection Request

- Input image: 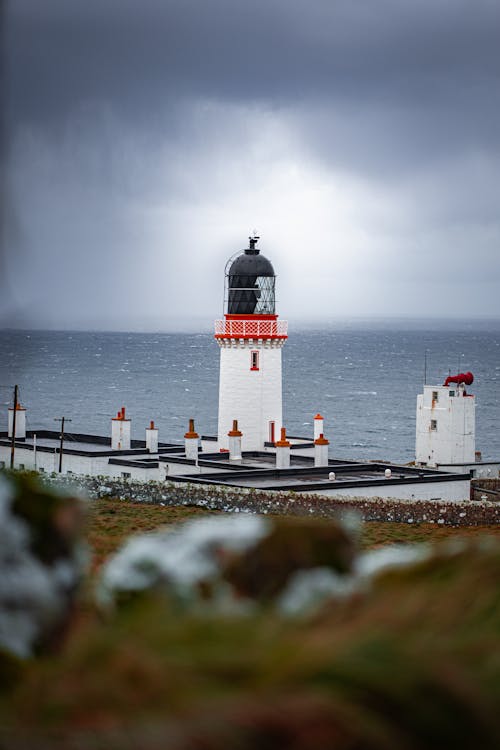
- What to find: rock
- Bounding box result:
[0,473,86,662]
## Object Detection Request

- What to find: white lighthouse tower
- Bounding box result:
[215,236,288,452]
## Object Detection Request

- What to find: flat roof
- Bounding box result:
[0,431,181,458]
[170,462,470,492]
[1,431,472,490]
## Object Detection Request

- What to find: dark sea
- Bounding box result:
[1,321,499,463]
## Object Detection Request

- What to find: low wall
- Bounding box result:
[47,476,500,527]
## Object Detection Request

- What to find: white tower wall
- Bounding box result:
[217,340,284,452]
[416,384,475,466]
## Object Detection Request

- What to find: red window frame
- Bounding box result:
[269,421,275,443]
[250,350,260,371]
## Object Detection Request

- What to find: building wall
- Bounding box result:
[439,462,500,479]
[416,385,475,466]
[0,444,237,482]
[0,445,123,477]
[302,479,470,503]
[217,339,283,451]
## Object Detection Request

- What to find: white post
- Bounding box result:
[313,413,324,441]
[33,433,37,471]
[275,427,291,469]
[184,418,199,461]
[8,405,26,439]
[145,420,159,453]
[228,420,242,461]
[111,406,131,450]
[314,433,329,467]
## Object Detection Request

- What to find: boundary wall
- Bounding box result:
[48,476,500,526]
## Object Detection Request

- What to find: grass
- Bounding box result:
[360,520,500,548]
[1,490,499,748]
[86,497,500,571]
[86,499,219,571]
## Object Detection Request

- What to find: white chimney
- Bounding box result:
[111,406,131,450]
[184,418,199,461]
[314,433,329,467]
[313,413,324,441]
[228,420,242,461]
[275,427,291,469]
[146,420,159,453]
[8,404,26,440]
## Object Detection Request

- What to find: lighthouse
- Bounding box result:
[215,236,288,451]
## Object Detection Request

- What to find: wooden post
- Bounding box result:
[10,385,18,469]
[54,416,72,473]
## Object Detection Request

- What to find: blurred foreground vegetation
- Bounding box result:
[0,477,499,749]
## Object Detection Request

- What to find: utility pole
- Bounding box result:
[10,385,18,469]
[54,417,72,473]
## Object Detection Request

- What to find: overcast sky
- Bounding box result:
[2,0,500,330]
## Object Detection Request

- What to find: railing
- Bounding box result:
[215,318,288,339]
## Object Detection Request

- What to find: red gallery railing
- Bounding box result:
[214,318,288,339]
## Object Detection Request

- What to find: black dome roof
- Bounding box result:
[228,237,275,278]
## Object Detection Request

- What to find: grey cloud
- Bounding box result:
[2,0,500,327]
[7,1,500,126]
[5,0,499,191]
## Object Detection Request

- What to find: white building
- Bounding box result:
[0,398,474,502]
[215,236,287,452]
[416,373,475,467]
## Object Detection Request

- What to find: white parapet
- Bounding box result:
[111,407,131,450]
[415,384,475,466]
[275,427,291,469]
[228,420,243,461]
[184,419,199,461]
[145,421,159,453]
[313,413,324,441]
[314,434,329,467]
[8,406,26,439]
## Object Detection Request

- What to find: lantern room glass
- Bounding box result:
[227,274,276,315]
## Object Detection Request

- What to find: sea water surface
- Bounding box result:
[1,321,499,463]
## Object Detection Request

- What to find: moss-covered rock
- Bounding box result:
[99,514,356,609]
[0,472,86,663]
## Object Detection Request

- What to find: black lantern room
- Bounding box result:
[225,236,276,315]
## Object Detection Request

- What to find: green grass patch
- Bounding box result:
[86,497,500,571]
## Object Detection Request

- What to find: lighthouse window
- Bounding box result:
[432,391,439,402]
[431,419,437,431]
[250,351,260,371]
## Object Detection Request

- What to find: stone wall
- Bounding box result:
[48,476,500,526]
[471,478,500,502]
